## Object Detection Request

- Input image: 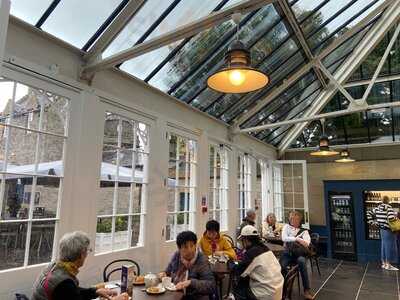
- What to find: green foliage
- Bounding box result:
[97,217,128,233]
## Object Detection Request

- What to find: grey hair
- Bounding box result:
[59,231,90,262]
[246,209,256,217]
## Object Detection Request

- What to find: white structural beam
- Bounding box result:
[233,0,393,129]
[361,21,400,102]
[344,73,400,88]
[239,100,400,133]
[278,0,400,156]
[277,0,327,89]
[84,0,146,63]
[82,0,276,75]
[0,0,10,76]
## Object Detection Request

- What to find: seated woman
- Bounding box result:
[198,220,237,260]
[32,231,128,300]
[159,231,215,300]
[231,225,283,300]
[262,213,284,240]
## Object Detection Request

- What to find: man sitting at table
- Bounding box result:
[280,211,314,300]
[198,220,237,260]
[231,225,283,300]
[32,231,128,300]
[159,231,216,300]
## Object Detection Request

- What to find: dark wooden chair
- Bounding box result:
[282,265,299,300]
[15,293,29,300]
[103,259,140,282]
[309,233,321,276]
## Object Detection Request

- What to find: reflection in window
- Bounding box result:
[166,133,197,241]
[208,145,229,232]
[96,113,149,253]
[0,79,69,271]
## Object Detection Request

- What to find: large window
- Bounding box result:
[272,164,283,222]
[237,154,252,223]
[0,79,69,270]
[96,113,149,253]
[208,144,228,231]
[167,133,197,241]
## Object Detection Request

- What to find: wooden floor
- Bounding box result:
[292,258,400,300]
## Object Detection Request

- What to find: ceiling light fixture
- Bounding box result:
[335,149,355,163]
[310,119,339,156]
[207,13,269,94]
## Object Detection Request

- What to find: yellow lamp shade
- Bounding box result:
[335,149,355,162]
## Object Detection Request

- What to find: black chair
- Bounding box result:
[103,259,141,282]
[15,294,29,300]
[282,265,299,300]
[309,233,321,276]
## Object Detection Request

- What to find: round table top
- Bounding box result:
[131,285,183,300]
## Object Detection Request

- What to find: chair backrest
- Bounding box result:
[103,259,141,282]
[15,293,29,300]
[282,265,299,300]
[310,233,320,244]
[223,234,235,248]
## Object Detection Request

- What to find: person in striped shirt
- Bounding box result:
[367,196,398,271]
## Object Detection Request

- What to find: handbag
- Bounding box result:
[286,229,311,257]
[389,218,400,232]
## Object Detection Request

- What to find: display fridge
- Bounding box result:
[328,192,357,261]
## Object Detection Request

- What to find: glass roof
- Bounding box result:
[7,0,393,149]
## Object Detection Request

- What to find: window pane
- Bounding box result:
[368,108,393,143]
[114,216,129,251]
[98,181,114,216]
[1,176,32,220]
[131,214,142,247]
[10,0,52,25]
[38,134,65,166]
[6,127,37,172]
[0,222,27,270]
[117,181,130,214]
[96,217,112,253]
[42,0,125,48]
[32,177,60,219]
[133,183,142,214]
[292,0,328,23]
[344,112,370,144]
[28,220,55,265]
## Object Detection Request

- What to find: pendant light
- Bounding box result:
[310,119,339,156]
[335,149,355,163]
[207,13,269,94]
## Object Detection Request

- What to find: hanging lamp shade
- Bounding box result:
[335,149,355,163]
[207,40,269,94]
[310,135,339,156]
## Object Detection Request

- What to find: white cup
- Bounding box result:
[162,276,172,288]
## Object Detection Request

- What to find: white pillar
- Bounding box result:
[0,0,10,75]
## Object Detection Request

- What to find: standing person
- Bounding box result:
[159,231,216,300]
[280,211,314,300]
[262,213,284,238]
[367,196,398,270]
[231,225,283,300]
[32,231,128,300]
[237,209,257,238]
[198,220,237,260]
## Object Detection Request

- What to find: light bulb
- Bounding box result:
[228,69,246,86]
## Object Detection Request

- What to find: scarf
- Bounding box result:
[57,261,80,277]
[173,250,198,284]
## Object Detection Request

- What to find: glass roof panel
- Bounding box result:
[9,0,52,25]
[325,116,347,145]
[222,50,306,123]
[206,37,299,118]
[41,0,124,48]
[120,0,221,78]
[368,108,393,143]
[393,107,400,141]
[291,0,329,23]
[169,5,281,102]
[344,112,369,144]
[366,81,391,105]
[103,0,174,59]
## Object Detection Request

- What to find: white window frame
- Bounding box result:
[208,144,229,232]
[95,112,149,254]
[166,132,197,241]
[0,0,10,76]
[237,153,252,223]
[0,77,70,270]
[271,160,309,228]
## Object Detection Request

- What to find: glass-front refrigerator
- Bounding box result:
[328,192,357,261]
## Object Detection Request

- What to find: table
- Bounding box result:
[101,283,183,300]
[266,243,285,256]
[264,236,283,245]
[210,262,232,300]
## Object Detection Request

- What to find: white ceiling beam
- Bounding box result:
[344,73,400,88]
[232,0,393,129]
[361,21,400,102]
[84,0,146,63]
[0,0,10,76]
[239,100,400,133]
[278,0,400,156]
[81,0,276,76]
[277,0,327,89]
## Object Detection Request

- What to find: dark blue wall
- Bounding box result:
[324,179,400,262]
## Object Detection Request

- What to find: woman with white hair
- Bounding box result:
[32,231,128,300]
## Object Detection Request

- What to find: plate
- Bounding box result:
[164,284,176,292]
[146,287,166,294]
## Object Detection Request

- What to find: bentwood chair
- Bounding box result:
[103,259,141,282]
[282,265,299,300]
[309,233,321,276]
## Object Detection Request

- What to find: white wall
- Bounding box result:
[0,17,277,298]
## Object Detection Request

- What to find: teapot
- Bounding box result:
[144,273,159,288]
